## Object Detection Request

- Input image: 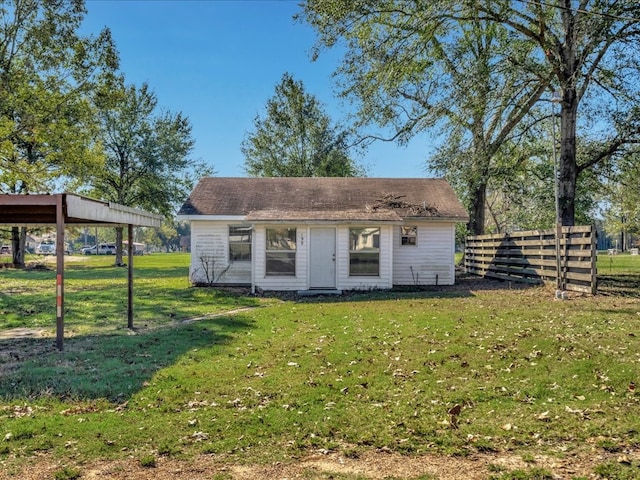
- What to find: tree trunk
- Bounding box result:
[11,226,26,268]
[115,227,125,266]
[557,87,578,226]
[467,180,487,235]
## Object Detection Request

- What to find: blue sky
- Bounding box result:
[82,0,433,178]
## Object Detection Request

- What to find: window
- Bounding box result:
[266,228,296,275]
[349,227,380,276]
[229,226,252,261]
[401,226,417,246]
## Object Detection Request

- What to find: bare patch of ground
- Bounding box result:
[0,328,48,340]
[1,448,637,479]
[0,334,56,377]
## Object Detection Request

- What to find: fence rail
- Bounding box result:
[464,225,597,294]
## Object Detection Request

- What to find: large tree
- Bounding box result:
[242,72,363,177]
[301,2,548,234]
[92,81,206,264]
[93,81,196,214]
[0,0,118,266]
[475,1,640,226]
[302,1,640,229]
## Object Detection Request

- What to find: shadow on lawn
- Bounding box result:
[597,273,640,297]
[0,278,260,330]
[65,264,189,280]
[0,315,254,402]
[288,273,537,304]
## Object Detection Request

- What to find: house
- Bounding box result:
[177,177,469,293]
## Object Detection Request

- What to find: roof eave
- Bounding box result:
[176,214,246,222]
[250,219,405,225]
[178,214,468,224]
[403,215,470,223]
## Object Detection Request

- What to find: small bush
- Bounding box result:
[594,461,639,480]
[489,467,553,480]
[53,467,81,480]
[597,438,623,453]
[139,454,157,468]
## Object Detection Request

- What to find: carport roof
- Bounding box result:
[0,193,162,352]
[0,193,162,227]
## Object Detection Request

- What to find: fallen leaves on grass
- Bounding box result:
[3,404,41,418]
[536,411,551,422]
[60,404,101,416]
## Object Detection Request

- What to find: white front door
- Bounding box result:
[309,228,336,289]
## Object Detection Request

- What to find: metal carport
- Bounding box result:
[0,193,162,350]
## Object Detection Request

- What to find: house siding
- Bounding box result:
[392,222,456,285]
[188,220,456,290]
[190,221,251,285]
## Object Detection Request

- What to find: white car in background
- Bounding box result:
[82,243,116,255]
[36,240,56,255]
[36,240,71,255]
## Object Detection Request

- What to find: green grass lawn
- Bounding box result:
[0,253,260,332]
[596,251,640,296]
[0,253,639,478]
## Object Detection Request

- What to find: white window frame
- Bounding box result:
[349,227,380,276]
[229,225,252,262]
[401,225,417,246]
[265,227,296,276]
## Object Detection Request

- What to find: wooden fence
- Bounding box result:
[464,225,597,294]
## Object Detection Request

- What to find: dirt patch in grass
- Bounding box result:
[0,334,55,376]
[1,448,637,479]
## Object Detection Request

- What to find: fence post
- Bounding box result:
[555,223,562,290]
[590,225,597,294]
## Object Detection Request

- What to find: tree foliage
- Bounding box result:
[0,0,118,266]
[93,81,198,215]
[474,1,640,226]
[91,80,208,263]
[601,150,640,249]
[301,1,640,230]
[481,120,600,233]
[242,73,363,177]
[301,2,548,234]
[0,0,117,193]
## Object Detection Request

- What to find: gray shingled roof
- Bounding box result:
[178,177,469,222]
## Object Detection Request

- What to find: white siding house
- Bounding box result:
[392,222,457,286]
[178,178,469,293]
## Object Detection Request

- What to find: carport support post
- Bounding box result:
[55,195,65,351]
[127,224,134,329]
